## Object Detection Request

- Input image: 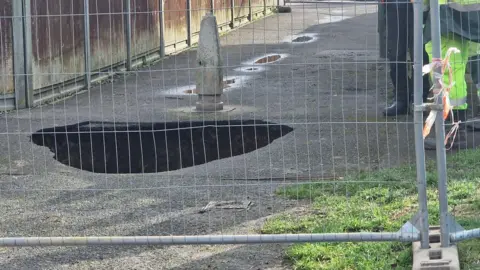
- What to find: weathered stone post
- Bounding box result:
[195,12,224,111]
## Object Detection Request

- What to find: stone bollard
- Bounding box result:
[196,12,224,111]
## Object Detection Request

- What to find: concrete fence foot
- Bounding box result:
[412,227,460,270]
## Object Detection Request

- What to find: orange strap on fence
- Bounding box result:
[422,48,461,149]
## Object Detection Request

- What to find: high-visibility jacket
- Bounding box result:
[423,0,478,109]
[423,0,480,44]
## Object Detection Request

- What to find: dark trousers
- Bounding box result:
[469,55,480,88]
[385,2,431,101]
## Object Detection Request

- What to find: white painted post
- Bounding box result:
[195,13,224,111]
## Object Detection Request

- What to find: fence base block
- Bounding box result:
[412,228,460,270]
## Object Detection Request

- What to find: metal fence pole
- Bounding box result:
[0,232,420,247]
[211,0,215,14]
[428,0,451,248]
[159,0,165,57]
[83,0,91,90]
[248,0,252,21]
[12,0,32,109]
[187,0,192,46]
[413,0,430,250]
[231,0,235,27]
[124,0,132,70]
[23,0,33,107]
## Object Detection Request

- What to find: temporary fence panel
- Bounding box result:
[0,0,458,269]
[422,0,480,248]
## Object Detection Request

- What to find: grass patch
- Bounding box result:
[263,150,480,270]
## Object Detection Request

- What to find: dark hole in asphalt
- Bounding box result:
[255,54,282,64]
[292,36,313,43]
[30,120,294,174]
[183,79,236,94]
[246,67,258,71]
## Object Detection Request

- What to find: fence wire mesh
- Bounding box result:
[0,0,478,269]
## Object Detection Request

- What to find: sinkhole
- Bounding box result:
[183,79,236,94]
[30,120,294,174]
[254,54,282,64]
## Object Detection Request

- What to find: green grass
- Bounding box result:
[262,149,480,270]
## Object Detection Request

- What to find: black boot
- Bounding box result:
[383,88,429,117]
[424,110,468,150]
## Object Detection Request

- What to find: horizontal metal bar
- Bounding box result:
[450,229,480,242]
[0,233,419,247]
[414,103,443,112]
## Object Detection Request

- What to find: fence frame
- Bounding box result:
[0,227,422,247]
[412,0,431,250]
[421,0,480,248]
[0,0,434,250]
[6,0,480,255]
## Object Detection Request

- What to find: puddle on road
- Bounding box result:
[255,54,282,64]
[293,36,313,43]
[284,33,318,44]
[162,76,249,96]
[242,54,289,66]
[30,120,294,174]
[234,66,265,73]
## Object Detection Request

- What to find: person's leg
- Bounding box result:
[383,2,410,116]
[422,10,432,100]
[424,35,469,150]
[407,10,431,103]
[422,45,432,100]
[469,55,480,97]
[465,55,480,131]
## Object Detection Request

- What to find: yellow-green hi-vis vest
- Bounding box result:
[423,0,480,56]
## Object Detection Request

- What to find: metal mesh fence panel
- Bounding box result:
[1,0,465,269]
